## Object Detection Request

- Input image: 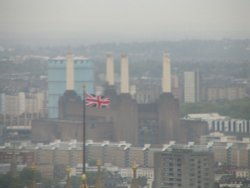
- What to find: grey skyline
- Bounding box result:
[1,0,250,45]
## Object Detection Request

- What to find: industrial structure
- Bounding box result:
[47,54,94,118]
[32,52,184,146]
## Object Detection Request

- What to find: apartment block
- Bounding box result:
[154,146,214,188]
[184,71,201,103]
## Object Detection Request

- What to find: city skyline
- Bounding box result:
[0,0,250,45]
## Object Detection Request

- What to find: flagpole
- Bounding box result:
[82,84,86,175]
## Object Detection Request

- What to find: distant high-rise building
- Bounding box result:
[47,53,94,118]
[0,92,45,118]
[0,92,25,116]
[184,71,201,103]
[154,146,214,188]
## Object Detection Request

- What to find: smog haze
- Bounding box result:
[0,0,250,45]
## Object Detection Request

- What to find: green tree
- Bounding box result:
[181,97,250,120]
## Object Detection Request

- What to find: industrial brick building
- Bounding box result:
[32,52,188,146]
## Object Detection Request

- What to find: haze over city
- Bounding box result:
[1,0,250,45]
[1,1,250,188]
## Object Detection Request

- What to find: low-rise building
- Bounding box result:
[184,113,250,139]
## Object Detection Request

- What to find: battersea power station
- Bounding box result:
[32,52,207,146]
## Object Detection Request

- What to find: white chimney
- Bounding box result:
[66,53,74,90]
[121,54,129,93]
[106,53,114,86]
[162,52,171,93]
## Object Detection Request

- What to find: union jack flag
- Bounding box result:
[85,93,110,110]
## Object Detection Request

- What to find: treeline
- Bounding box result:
[181,97,250,120]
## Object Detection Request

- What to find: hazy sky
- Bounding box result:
[0,0,250,44]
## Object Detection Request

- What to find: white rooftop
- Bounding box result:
[51,56,65,60]
[51,56,89,61]
[185,113,228,120]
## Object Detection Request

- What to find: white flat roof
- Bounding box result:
[6,125,32,130]
[185,113,228,120]
[50,56,89,61]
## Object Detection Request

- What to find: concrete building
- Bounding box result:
[25,92,45,116]
[154,145,214,188]
[0,92,45,117]
[0,141,211,169]
[201,132,250,168]
[235,169,250,178]
[179,119,209,143]
[0,91,45,139]
[202,81,248,102]
[3,139,250,181]
[171,74,183,103]
[0,92,25,116]
[47,54,94,118]
[199,132,237,144]
[184,71,201,103]
[184,113,250,139]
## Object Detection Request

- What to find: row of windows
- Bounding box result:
[211,120,250,133]
[163,182,182,187]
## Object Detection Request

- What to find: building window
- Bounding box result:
[222,121,225,131]
[233,121,236,132]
